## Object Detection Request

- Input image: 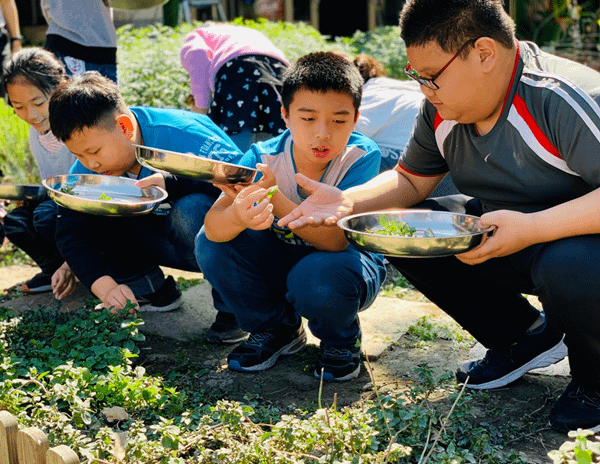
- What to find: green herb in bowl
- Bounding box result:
[98,192,113,201]
[60,185,77,195]
[368,214,417,237]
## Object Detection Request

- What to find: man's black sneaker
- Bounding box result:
[21,272,53,294]
[227,323,307,372]
[455,322,567,389]
[207,311,249,344]
[314,339,361,382]
[137,276,183,312]
[549,381,600,433]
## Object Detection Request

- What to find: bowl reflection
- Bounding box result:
[337,210,493,257]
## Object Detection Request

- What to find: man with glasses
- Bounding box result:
[278,0,600,434]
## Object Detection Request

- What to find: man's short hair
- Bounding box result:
[399,0,516,56]
[281,51,363,116]
[49,71,128,142]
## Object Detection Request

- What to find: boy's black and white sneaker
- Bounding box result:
[206,311,249,344]
[21,272,53,294]
[549,381,600,433]
[227,323,307,372]
[314,339,361,382]
[137,276,183,312]
[455,322,567,390]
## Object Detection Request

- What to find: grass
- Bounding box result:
[0,242,35,268]
[0,99,39,184]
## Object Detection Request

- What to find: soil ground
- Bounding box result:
[0,261,574,463]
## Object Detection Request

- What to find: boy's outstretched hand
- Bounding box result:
[277,173,352,229]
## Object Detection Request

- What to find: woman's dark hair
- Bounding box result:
[353,54,387,83]
[3,48,67,103]
[399,0,515,56]
[281,51,363,116]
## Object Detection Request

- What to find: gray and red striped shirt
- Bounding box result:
[400,43,600,214]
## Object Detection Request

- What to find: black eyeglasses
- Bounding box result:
[404,39,478,90]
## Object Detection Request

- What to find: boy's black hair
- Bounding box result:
[3,48,67,103]
[281,51,363,116]
[399,0,515,57]
[49,71,128,142]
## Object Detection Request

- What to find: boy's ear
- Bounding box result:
[117,114,134,139]
[281,107,290,128]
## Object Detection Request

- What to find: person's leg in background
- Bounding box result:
[4,200,64,293]
[532,235,600,433]
[49,50,117,84]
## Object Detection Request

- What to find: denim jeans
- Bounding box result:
[51,51,118,84]
[58,193,213,296]
[3,199,64,275]
[228,129,273,153]
[195,227,386,346]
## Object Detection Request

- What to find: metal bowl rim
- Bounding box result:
[337,209,494,238]
[42,174,168,204]
[134,144,255,172]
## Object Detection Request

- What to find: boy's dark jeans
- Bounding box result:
[195,226,387,346]
[387,194,600,390]
[3,199,64,275]
[56,193,213,296]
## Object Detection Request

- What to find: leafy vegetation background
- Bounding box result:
[0,19,406,183]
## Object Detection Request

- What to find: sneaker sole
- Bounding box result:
[206,331,250,344]
[228,330,307,372]
[138,296,183,313]
[464,338,568,390]
[548,420,600,434]
[314,364,361,382]
[21,284,53,294]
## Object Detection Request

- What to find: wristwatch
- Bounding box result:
[10,36,23,43]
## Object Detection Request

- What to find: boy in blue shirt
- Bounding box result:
[195,52,387,382]
[48,72,247,343]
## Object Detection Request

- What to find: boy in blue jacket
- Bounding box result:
[195,52,387,382]
[48,71,247,343]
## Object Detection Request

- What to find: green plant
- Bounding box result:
[175,276,202,292]
[0,241,35,268]
[380,269,428,301]
[0,99,38,183]
[115,19,410,111]
[548,429,600,463]
[405,316,473,351]
[0,301,534,464]
[117,23,197,109]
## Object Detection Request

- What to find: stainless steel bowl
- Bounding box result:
[0,184,45,200]
[135,144,256,185]
[43,174,168,216]
[337,210,494,257]
[110,0,168,10]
